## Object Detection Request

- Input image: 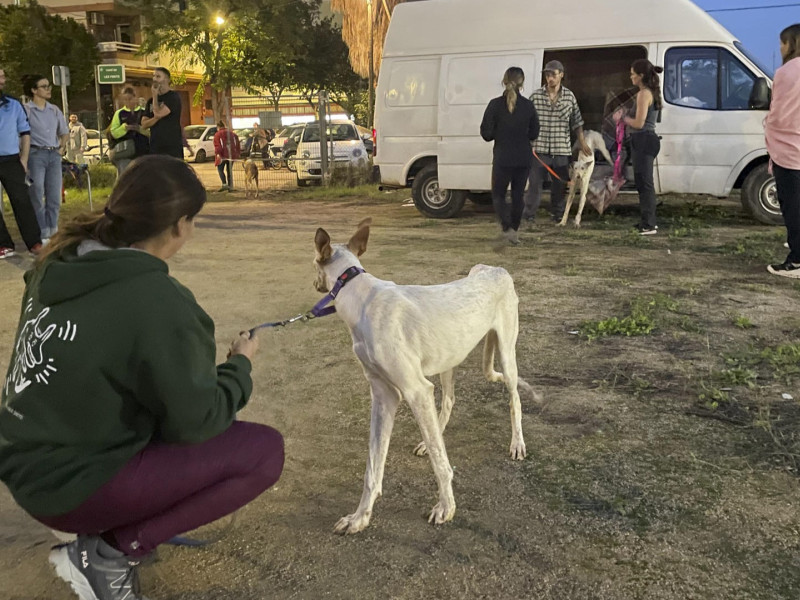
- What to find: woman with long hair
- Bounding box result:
[0,156,284,600]
[615,59,663,235]
[765,23,800,278]
[480,67,540,245]
[23,73,68,241]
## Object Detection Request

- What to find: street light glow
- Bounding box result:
[215,15,225,26]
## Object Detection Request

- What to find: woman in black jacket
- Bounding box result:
[480,67,540,245]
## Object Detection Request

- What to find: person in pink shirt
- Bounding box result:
[765,23,800,278]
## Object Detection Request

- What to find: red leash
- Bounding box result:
[532,149,567,182]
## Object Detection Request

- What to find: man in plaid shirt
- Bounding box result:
[523,60,592,223]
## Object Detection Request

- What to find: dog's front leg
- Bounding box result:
[559,179,577,227]
[334,376,400,535]
[414,369,455,456]
[406,382,456,525]
[575,174,592,228]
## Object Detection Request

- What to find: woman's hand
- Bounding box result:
[612,109,625,124]
[228,331,259,361]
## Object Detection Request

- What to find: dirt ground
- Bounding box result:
[0,188,799,600]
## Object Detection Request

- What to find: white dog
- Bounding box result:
[314,218,536,534]
[559,130,613,228]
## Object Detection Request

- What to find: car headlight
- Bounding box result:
[352,148,362,158]
[302,151,311,159]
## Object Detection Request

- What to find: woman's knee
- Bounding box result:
[235,422,285,484]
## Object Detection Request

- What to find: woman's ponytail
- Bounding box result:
[502,67,525,113]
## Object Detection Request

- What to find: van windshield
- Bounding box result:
[734,41,773,79]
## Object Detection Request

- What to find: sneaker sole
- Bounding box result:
[638,230,658,236]
[767,265,800,279]
[49,545,100,600]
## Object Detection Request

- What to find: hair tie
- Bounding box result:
[104,206,117,220]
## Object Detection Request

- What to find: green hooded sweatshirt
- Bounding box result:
[0,246,252,517]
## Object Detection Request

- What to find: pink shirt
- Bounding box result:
[765,57,800,170]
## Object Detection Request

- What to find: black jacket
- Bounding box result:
[480,93,540,168]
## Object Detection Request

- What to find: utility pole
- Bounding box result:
[367,0,374,127]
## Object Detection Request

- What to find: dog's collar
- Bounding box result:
[310,266,365,317]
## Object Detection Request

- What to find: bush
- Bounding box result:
[63,163,117,189]
[328,160,376,188]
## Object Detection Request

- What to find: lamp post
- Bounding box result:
[367,0,374,126]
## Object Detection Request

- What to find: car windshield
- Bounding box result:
[184,126,206,140]
[734,41,773,79]
[302,124,358,143]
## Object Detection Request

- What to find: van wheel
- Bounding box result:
[467,192,493,205]
[296,175,311,187]
[411,164,466,218]
[741,163,782,225]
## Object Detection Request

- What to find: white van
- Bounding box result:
[373,0,777,223]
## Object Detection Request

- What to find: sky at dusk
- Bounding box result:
[693,0,799,73]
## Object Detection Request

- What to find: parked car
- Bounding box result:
[375,0,777,222]
[270,124,305,167]
[295,121,369,187]
[356,125,374,157]
[183,125,217,163]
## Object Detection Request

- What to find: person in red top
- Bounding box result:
[213,120,241,192]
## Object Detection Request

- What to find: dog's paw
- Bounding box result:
[413,441,428,456]
[333,512,370,535]
[573,219,582,228]
[487,370,504,383]
[509,440,527,460]
[556,220,567,227]
[427,500,456,525]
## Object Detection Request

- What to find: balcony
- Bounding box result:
[97,41,140,53]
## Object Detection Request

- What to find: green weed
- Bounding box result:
[731,315,756,329]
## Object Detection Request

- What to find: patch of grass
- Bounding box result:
[717,232,786,263]
[579,293,678,340]
[715,366,758,388]
[565,264,580,277]
[612,229,651,247]
[731,314,756,329]
[666,215,706,239]
[297,184,397,200]
[697,382,731,410]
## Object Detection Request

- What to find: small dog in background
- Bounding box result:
[243,159,259,198]
[559,129,613,228]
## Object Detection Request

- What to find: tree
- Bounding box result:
[235,0,320,111]
[293,15,368,123]
[0,1,99,98]
[122,0,257,122]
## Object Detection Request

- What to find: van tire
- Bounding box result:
[741,163,782,225]
[411,164,466,218]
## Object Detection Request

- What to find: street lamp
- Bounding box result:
[215,15,225,26]
[366,0,374,126]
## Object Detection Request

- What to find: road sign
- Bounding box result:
[97,64,126,85]
[51,65,70,87]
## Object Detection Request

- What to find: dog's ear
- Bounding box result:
[348,219,370,257]
[315,228,332,262]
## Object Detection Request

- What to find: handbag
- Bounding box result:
[110,139,136,161]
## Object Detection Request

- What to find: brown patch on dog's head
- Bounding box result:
[347,218,371,257]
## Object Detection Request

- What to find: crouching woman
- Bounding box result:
[0,155,284,600]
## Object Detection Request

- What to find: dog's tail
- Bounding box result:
[517,377,543,404]
[483,331,543,404]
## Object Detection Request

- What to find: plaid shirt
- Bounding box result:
[529,85,584,156]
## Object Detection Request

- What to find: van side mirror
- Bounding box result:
[749,78,771,110]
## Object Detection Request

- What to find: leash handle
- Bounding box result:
[532,150,567,182]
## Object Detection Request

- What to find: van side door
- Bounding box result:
[437,52,540,191]
[656,43,768,196]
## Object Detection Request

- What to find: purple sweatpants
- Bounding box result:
[35,421,284,558]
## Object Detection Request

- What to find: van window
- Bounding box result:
[665,47,757,111]
[386,60,439,107]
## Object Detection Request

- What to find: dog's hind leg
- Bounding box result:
[575,175,591,228]
[495,302,526,460]
[404,377,456,525]
[334,375,400,535]
[482,330,505,382]
[414,369,455,457]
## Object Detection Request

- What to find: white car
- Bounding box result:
[82,129,107,164]
[183,125,217,163]
[295,121,369,187]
